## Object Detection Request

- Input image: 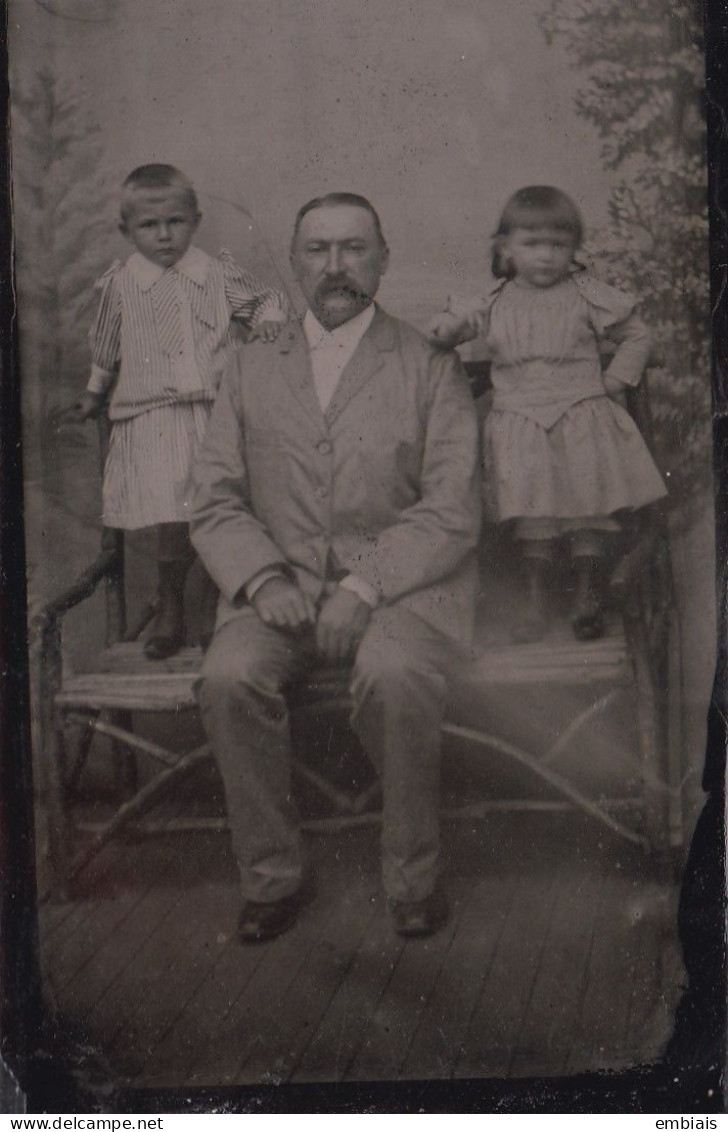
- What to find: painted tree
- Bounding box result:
[541,0,710,508]
[11,67,117,479]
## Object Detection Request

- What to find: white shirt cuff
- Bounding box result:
[87,365,116,395]
[339,574,379,608]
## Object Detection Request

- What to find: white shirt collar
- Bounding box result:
[126,245,210,291]
[302,303,376,350]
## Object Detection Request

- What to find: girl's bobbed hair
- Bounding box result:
[492,186,584,279]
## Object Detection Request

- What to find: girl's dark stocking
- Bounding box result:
[512,542,553,644]
[571,554,606,641]
[144,522,195,660]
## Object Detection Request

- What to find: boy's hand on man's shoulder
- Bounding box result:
[61,390,106,424]
[249,318,286,344]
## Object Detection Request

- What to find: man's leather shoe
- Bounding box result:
[237,892,302,944]
[389,891,449,938]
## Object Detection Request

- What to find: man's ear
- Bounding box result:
[118,221,129,241]
[191,212,202,233]
[379,244,390,276]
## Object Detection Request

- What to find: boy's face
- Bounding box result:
[120,189,200,268]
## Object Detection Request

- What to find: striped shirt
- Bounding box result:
[87,245,287,420]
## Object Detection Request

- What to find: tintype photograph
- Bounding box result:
[4,0,723,1108]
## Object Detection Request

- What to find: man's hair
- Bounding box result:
[291,192,387,250]
[492,185,583,278]
[120,164,199,223]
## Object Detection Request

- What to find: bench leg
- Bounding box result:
[109,709,139,797]
[65,742,211,883]
[43,719,73,901]
[626,616,669,855]
[66,710,98,794]
[38,621,74,900]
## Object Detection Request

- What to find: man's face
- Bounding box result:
[290,204,389,329]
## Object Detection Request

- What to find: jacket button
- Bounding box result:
[315,486,328,500]
[317,439,332,455]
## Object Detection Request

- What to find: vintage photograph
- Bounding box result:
[8,0,719,1102]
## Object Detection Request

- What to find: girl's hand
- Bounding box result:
[62,390,106,423]
[426,311,465,350]
[603,374,626,400]
[250,318,285,343]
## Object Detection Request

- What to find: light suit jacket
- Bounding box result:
[190,306,482,645]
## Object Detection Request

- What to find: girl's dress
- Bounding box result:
[455,274,667,528]
[87,245,286,529]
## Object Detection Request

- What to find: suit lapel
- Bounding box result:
[324,307,396,427]
[276,322,326,429]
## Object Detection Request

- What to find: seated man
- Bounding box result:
[190,192,481,942]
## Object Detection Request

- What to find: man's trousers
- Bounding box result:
[196,604,454,904]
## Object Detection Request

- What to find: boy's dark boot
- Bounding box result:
[512,555,551,644]
[144,524,195,660]
[571,554,606,641]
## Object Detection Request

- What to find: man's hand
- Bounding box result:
[62,390,106,423]
[251,575,316,631]
[249,318,286,343]
[316,586,372,663]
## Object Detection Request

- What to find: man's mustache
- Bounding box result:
[316,275,370,302]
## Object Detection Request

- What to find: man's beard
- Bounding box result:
[315,276,371,308]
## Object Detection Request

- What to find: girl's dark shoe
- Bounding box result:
[571,555,606,641]
[512,556,550,644]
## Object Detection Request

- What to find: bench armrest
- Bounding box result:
[33,545,119,635]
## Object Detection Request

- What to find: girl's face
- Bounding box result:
[501,226,575,288]
[120,189,200,268]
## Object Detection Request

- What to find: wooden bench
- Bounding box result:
[34,367,683,898]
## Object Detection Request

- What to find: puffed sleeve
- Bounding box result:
[218,249,289,330]
[574,274,652,387]
[434,283,504,353]
[87,262,122,395]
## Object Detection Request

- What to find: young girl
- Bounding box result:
[68,164,288,658]
[428,185,666,643]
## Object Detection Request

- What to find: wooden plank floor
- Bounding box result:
[38,809,683,1090]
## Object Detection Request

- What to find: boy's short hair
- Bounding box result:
[291,192,387,250]
[120,164,199,222]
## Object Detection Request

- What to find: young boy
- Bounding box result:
[68,164,288,658]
